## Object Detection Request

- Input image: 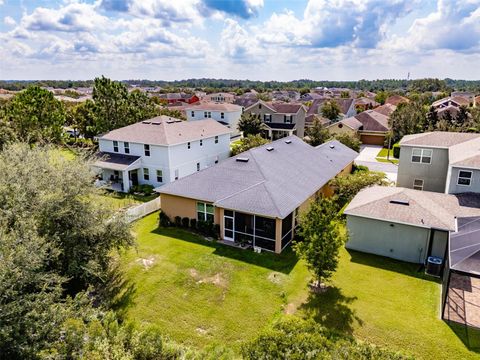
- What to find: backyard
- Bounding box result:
[117,212,479,359]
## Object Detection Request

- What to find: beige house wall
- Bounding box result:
[327,123,358,137]
[160,194,220,225]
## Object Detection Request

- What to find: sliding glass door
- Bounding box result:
[224,210,234,241]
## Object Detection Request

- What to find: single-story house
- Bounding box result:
[326,116,363,137]
[344,185,480,264]
[156,136,358,253]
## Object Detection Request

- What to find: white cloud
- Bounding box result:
[4,16,16,26]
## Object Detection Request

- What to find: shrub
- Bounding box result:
[393,144,400,159]
[130,184,154,196]
[189,218,197,229]
[197,220,208,236]
[174,216,182,227]
[181,217,189,228]
[159,210,171,227]
[213,224,221,239]
[352,164,369,173]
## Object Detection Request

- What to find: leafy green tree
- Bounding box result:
[329,169,389,207]
[375,91,388,105]
[72,99,97,139]
[455,105,469,128]
[237,113,264,136]
[321,100,341,121]
[426,106,439,130]
[340,90,350,98]
[243,318,411,360]
[4,86,65,144]
[157,107,186,120]
[389,101,427,143]
[0,144,133,290]
[231,134,269,155]
[305,118,330,147]
[294,196,345,287]
[299,87,310,95]
[333,132,361,152]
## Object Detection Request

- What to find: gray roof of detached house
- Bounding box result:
[344,185,480,231]
[94,152,140,171]
[157,136,358,219]
[400,132,480,169]
[99,117,231,146]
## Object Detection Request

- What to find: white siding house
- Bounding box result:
[93,117,231,192]
[185,102,243,138]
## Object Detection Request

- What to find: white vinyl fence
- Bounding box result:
[125,197,161,223]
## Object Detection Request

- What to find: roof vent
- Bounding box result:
[151,121,161,125]
[266,146,274,152]
[389,199,410,206]
[329,144,335,149]
[142,121,151,124]
[236,157,249,162]
[166,120,175,124]
[285,139,292,144]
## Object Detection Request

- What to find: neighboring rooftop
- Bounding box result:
[329,116,363,130]
[353,110,389,132]
[184,101,242,112]
[99,117,231,146]
[385,95,409,106]
[345,186,480,231]
[93,152,140,171]
[400,132,480,148]
[373,103,397,116]
[450,217,480,275]
[157,136,357,219]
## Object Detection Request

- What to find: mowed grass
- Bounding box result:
[299,249,479,360]
[119,213,479,359]
[118,212,310,350]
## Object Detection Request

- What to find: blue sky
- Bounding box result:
[0,0,479,80]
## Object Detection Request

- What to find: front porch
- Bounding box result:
[263,123,297,140]
[92,152,141,193]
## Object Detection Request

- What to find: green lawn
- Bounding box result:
[375,157,399,164]
[95,191,157,210]
[377,147,394,158]
[118,213,479,359]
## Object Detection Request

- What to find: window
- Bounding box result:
[411,148,432,164]
[259,104,262,109]
[144,144,150,156]
[174,169,179,180]
[113,141,119,152]
[204,111,208,118]
[204,111,211,118]
[197,202,214,222]
[215,156,219,164]
[197,162,200,171]
[215,136,218,144]
[208,112,211,118]
[221,112,225,119]
[156,170,163,183]
[200,139,203,146]
[124,142,130,154]
[191,111,194,117]
[457,170,472,186]
[187,142,191,149]
[264,114,271,122]
[284,115,292,124]
[143,168,149,181]
[413,179,424,191]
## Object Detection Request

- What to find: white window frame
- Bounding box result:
[411,148,432,164]
[196,162,200,171]
[124,141,129,154]
[221,112,225,119]
[200,139,203,146]
[264,114,271,123]
[187,142,191,149]
[113,140,119,152]
[191,111,194,117]
[413,178,424,191]
[143,168,149,181]
[156,169,163,183]
[457,170,473,186]
[197,202,214,222]
[174,169,179,180]
[215,136,218,144]
[144,144,150,156]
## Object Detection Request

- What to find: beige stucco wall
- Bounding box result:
[327,123,358,137]
[160,194,220,225]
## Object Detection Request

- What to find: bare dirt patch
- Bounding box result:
[284,303,297,315]
[136,256,156,270]
[188,268,228,288]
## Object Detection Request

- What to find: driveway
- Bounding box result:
[355,145,398,183]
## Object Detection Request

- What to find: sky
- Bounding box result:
[0,0,479,81]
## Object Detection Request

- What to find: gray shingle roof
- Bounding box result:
[345,186,480,231]
[93,152,141,171]
[157,136,358,219]
[450,217,480,275]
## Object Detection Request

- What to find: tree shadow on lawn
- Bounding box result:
[98,262,137,320]
[347,249,441,283]
[151,227,299,274]
[299,286,363,336]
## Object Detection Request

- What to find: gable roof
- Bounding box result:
[157,137,358,219]
[353,110,390,132]
[307,98,354,118]
[400,132,480,148]
[385,95,409,106]
[345,186,480,231]
[99,117,231,146]
[184,101,242,112]
[372,103,397,116]
[329,116,363,130]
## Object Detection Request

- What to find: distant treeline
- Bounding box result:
[1,78,479,93]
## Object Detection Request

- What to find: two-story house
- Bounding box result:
[203,92,235,103]
[184,102,243,139]
[243,101,307,140]
[397,132,480,194]
[93,117,231,192]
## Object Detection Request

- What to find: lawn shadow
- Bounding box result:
[98,262,137,320]
[446,321,480,353]
[299,286,362,336]
[347,249,441,283]
[151,227,299,274]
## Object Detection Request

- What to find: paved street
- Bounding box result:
[355,145,398,183]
